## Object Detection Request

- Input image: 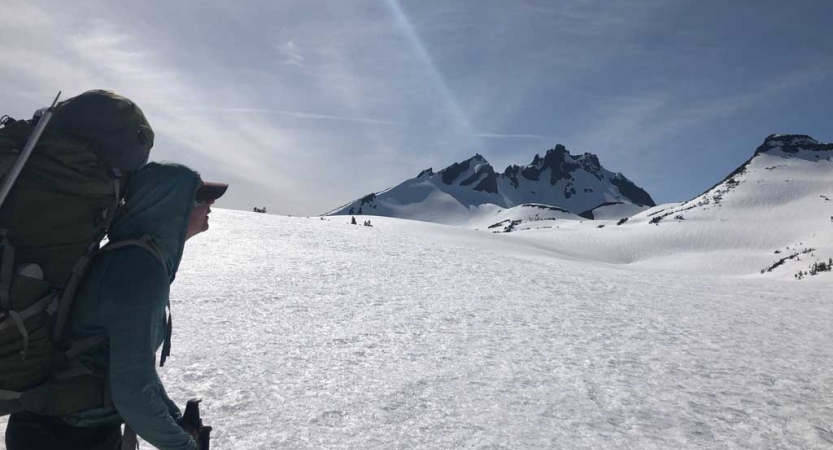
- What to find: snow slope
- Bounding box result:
[127,212,833,448]
[499,134,833,278]
[470,203,584,232]
[578,201,651,220]
[3,209,829,450]
[326,145,654,224]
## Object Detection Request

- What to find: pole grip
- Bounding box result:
[197,426,212,450]
[182,398,203,428]
[182,398,211,449]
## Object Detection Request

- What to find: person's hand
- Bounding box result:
[176,418,211,449]
[177,399,212,450]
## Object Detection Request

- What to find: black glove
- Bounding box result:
[177,399,213,450]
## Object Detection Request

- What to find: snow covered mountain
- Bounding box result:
[325,144,654,225]
[645,134,833,226]
[325,134,832,278]
[501,134,833,278]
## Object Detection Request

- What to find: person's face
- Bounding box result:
[186,199,214,240]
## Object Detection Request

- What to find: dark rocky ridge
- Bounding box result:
[755,134,833,155]
[462,144,655,207]
[440,158,472,185]
[417,168,434,178]
[502,145,608,188]
[578,201,626,220]
[440,155,499,194]
[610,175,654,207]
[329,143,657,216]
[461,163,499,194]
[423,144,656,207]
[347,193,377,215]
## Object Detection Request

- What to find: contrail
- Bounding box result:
[476,133,545,140]
[203,106,404,126]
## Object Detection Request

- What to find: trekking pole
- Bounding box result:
[0,91,61,209]
[181,399,213,450]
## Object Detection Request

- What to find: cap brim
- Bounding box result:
[196,181,229,202]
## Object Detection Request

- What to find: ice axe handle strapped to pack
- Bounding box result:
[0,91,61,208]
[179,398,212,450]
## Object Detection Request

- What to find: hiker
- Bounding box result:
[351,216,357,225]
[4,162,227,450]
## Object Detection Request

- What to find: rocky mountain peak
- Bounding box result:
[755,134,833,155]
[417,168,434,178]
[437,153,497,193]
[470,153,488,163]
[328,142,656,218]
[578,152,601,171]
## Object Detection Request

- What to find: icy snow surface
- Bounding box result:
[3,209,832,449]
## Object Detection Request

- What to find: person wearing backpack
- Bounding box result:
[4,162,227,450]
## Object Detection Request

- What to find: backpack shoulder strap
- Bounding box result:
[54,234,165,361]
[101,234,165,266]
[51,179,122,343]
[100,234,172,368]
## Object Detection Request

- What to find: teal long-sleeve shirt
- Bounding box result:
[64,248,194,450]
[63,163,203,450]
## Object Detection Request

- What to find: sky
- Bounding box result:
[1,0,831,216]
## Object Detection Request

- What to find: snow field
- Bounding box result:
[2,209,830,449]
[167,211,833,448]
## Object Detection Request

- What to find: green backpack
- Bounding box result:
[0,90,154,416]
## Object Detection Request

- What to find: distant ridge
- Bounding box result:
[325,144,654,225]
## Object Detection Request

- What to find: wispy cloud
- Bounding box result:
[278,38,304,67]
[0,17,320,212]
[194,106,405,126]
[475,133,545,140]
[1,0,830,213]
